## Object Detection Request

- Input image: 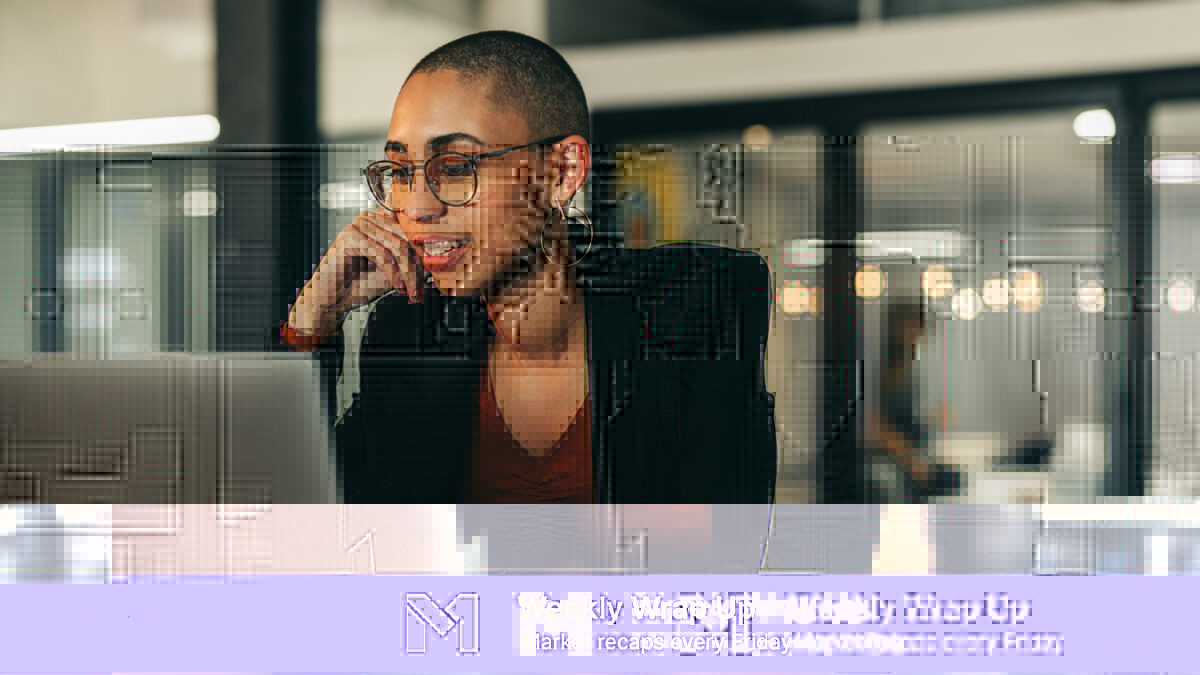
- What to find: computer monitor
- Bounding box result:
[0,353,336,504]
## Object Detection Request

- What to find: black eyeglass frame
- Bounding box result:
[362,134,570,210]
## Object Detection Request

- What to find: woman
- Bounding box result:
[866,299,961,503]
[283,31,776,503]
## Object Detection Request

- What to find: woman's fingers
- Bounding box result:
[381,209,427,304]
[325,213,406,303]
[353,211,424,304]
[344,264,394,307]
[292,207,433,334]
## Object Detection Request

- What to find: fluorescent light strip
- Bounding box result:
[1151,154,1200,184]
[858,230,971,260]
[784,230,969,268]
[0,114,220,153]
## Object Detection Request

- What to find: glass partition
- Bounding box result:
[861,108,1111,502]
[1149,100,1200,497]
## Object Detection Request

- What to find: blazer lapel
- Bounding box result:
[585,288,608,503]
[584,286,641,504]
[351,291,486,502]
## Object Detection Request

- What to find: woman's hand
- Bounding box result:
[289,208,424,337]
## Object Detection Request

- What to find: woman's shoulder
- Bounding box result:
[583,243,773,359]
[581,242,772,299]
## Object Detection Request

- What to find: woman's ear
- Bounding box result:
[552,135,591,205]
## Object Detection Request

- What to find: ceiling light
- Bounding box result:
[1073,109,1115,143]
[951,288,982,321]
[0,114,220,153]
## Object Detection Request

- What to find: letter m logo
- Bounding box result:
[405,592,480,655]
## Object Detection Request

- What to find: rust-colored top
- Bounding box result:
[469,367,593,504]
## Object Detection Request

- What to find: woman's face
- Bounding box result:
[385,69,551,296]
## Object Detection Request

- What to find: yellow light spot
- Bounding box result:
[922,264,953,299]
[855,264,886,299]
[1013,270,1043,312]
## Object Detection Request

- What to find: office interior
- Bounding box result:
[3,0,1200,518]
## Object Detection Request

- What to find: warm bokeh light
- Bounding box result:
[1166,280,1196,313]
[1077,281,1106,314]
[982,278,1010,310]
[951,288,983,321]
[1012,270,1043,312]
[922,264,954,299]
[855,264,886,299]
[781,282,820,315]
[742,124,773,147]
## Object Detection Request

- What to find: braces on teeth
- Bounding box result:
[425,239,468,256]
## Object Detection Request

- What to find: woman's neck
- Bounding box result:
[485,259,585,361]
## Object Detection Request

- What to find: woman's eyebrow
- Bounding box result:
[384,133,483,156]
[429,132,485,151]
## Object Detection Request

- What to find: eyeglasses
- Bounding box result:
[363,135,568,211]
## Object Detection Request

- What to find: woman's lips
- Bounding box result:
[419,239,471,272]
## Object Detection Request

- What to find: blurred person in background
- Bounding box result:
[283,31,776,504]
[866,299,961,502]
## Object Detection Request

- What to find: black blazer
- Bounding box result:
[320,242,777,503]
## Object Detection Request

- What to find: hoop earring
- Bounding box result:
[542,199,594,267]
[539,200,562,264]
[564,203,593,267]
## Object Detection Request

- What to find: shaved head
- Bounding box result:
[407,30,590,142]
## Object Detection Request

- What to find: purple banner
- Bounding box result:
[0,574,1186,672]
